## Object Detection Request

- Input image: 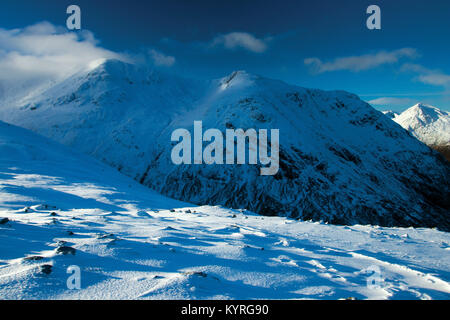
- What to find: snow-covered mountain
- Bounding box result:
[1,120,449,300]
[393,103,449,146]
[389,104,450,161]
[0,60,449,230]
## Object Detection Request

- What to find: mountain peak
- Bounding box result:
[219,70,257,90]
[394,103,450,147]
[87,58,138,76]
[411,102,437,112]
[412,102,433,109]
[92,58,132,68]
[402,103,447,123]
[224,70,251,79]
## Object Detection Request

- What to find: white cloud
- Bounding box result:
[0,22,125,98]
[211,32,268,53]
[148,49,175,67]
[304,48,418,73]
[418,74,450,86]
[368,97,415,106]
[401,63,450,87]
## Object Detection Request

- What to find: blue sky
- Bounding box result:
[0,0,449,111]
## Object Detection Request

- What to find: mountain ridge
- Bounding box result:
[1,59,449,230]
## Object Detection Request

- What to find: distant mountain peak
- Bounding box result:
[398,103,448,125]
[412,102,435,109]
[393,103,450,147]
[410,102,441,115]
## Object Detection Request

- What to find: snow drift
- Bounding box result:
[0,120,449,299]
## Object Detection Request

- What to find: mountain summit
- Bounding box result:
[386,103,450,160]
[1,59,449,230]
[394,103,450,147]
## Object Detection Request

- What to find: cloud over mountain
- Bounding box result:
[305,48,417,73]
[211,32,268,53]
[401,63,450,87]
[368,97,415,106]
[148,49,176,67]
[0,22,124,98]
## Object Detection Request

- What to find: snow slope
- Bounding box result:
[0,121,449,300]
[393,103,450,147]
[0,60,449,230]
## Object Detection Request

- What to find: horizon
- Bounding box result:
[91,58,446,114]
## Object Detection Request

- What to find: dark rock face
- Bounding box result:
[431,145,450,162]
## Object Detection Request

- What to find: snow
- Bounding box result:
[0,59,448,229]
[382,110,399,120]
[392,103,450,147]
[0,120,449,300]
